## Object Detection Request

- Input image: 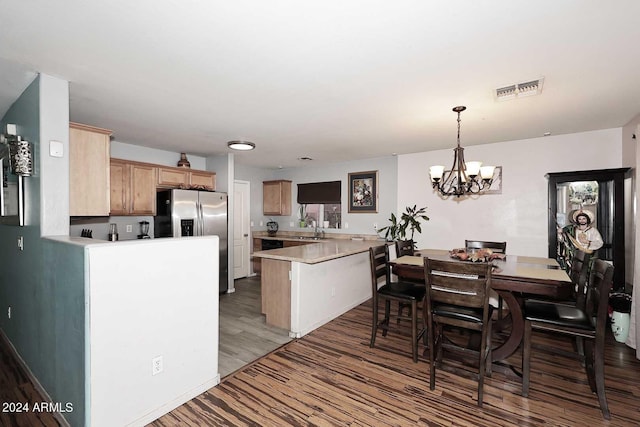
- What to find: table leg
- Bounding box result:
[492,290,523,362]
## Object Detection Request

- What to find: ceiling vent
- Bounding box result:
[495,77,544,101]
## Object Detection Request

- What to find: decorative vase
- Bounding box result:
[611,311,630,343]
[177,153,191,168]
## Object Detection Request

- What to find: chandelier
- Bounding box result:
[429,106,495,197]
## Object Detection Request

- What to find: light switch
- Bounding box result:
[49,140,63,157]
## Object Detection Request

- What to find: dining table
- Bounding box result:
[388,249,572,363]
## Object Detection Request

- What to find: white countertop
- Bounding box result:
[253,239,388,264]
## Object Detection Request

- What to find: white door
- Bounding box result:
[233,180,250,279]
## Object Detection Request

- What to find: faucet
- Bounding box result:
[313,221,325,239]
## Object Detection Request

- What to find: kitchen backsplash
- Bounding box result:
[70,216,154,241]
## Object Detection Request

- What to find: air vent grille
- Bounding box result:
[495,77,544,101]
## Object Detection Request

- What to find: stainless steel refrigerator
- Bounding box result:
[155,189,228,293]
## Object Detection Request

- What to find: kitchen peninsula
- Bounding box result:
[253,238,385,338]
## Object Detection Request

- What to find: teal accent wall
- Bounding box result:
[0,75,85,426]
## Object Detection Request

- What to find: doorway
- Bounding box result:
[233,180,251,279]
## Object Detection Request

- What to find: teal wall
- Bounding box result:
[0,75,85,426]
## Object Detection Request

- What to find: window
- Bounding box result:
[304,203,341,229]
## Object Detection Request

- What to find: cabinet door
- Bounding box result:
[252,238,262,276]
[69,123,111,216]
[130,164,156,215]
[109,159,129,215]
[157,167,188,188]
[189,170,216,190]
[263,180,292,215]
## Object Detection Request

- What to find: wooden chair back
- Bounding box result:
[570,249,593,309]
[465,240,507,254]
[586,259,614,336]
[395,240,415,257]
[369,245,391,291]
[423,258,492,310]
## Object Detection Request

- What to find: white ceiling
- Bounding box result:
[1,1,639,169]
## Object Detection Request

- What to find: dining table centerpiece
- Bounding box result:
[450,248,506,262]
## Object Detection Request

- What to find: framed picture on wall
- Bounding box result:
[348,170,378,213]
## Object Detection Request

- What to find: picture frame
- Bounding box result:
[348,170,378,213]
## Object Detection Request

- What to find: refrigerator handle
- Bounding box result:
[198,201,204,236]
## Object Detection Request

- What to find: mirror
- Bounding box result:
[0,155,24,226]
[547,168,630,291]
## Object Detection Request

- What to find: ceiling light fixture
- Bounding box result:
[227,140,255,151]
[429,106,496,198]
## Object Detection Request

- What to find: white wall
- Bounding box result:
[111,141,207,169]
[87,236,220,426]
[398,128,623,257]
[236,156,397,237]
[39,74,70,236]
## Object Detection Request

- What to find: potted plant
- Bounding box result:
[378,205,429,242]
[298,204,307,228]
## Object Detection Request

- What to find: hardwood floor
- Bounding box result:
[153,301,640,426]
[2,285,639,426]
[219,276,292,378]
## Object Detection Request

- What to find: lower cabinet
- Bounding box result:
[110,159,156,216]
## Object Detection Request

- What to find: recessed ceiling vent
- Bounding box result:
[495,77,544,101]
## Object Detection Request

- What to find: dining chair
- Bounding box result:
[525,249,593,357]
[522,259,613,419]
[464,240,507,254]
[395,239,415,257]
[370,245,426,362]
[394,239,418,321]
[422,257,493,406]
[465,240,507,320]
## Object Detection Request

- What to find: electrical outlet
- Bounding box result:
[7,306,11,319]
[17,236,24,251]
[373,223,378,231]
[126,224,133,233]
[152,356,163,375]
[331,287,336,297]
[344,222,349,229]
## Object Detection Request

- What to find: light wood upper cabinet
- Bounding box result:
[263,180,292,216]
[110,159,156,216]
[157,166,216,191]
[69,123,112,216]
[189,170,216,190]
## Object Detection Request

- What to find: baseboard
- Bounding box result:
[0,329,71,427]
[126,375,221,426]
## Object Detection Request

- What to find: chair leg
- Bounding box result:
[522,320,532,397]
[497,296,503,321]
[411,300,418,363]
[382,299,391,337]
[370,296,378,348]
[486,320,493,377]
[429,320,437,391]
[593,340,611,420]
[576,337,585,367]
[584,339,610,419]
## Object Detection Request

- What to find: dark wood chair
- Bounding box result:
[395,239,415,257]
[465,240,507,254]
[522,259,613,419]
[423,258,493,406]
[394,239,417,321]
[369,245,426,362]
[465,240,507,319]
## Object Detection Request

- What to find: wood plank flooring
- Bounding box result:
[2,281,639,426]
[219,277,292,378]
[153,301,640,426]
